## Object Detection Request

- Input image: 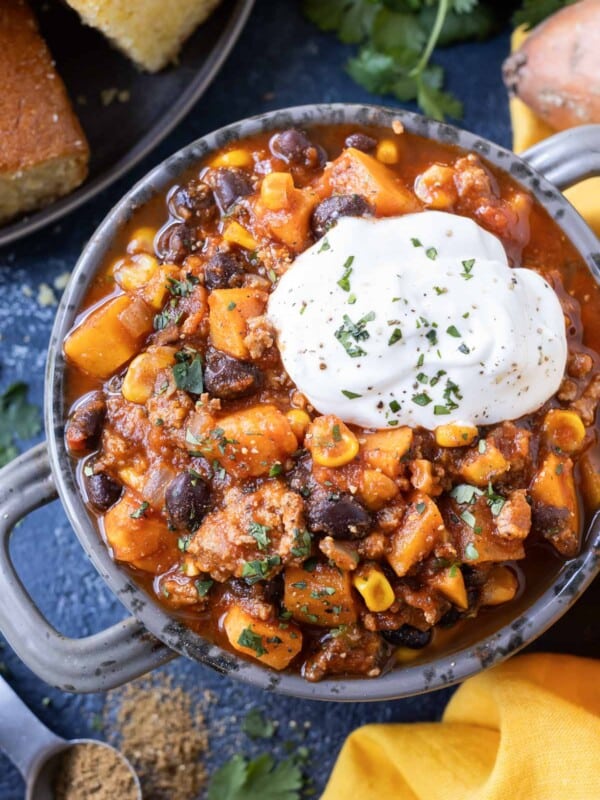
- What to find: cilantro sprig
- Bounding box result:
[303,1,573,120]
[208,753,303,800]
[0,383,41,467]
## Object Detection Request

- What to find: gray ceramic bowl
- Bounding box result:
[0,104,599,701]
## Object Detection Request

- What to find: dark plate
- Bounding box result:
[0,0,254,248]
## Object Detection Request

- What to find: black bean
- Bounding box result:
[381,625,432,649]
[65,392,106,452]
[204,252,245,291]
[203,348,263,400]
[169,179,216,222]
[344,132,377,152]
[156,222,195,263]
[270,129,326,167]
[86,472,122,512]
[438,607,461,628]
[165,472,211,531]
[206,168,253,212]
[311,194,373,238]
[306,491,371,540]
[270,129,313,162]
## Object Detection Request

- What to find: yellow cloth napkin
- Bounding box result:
[510,27,600,236]
[322,654,600,800]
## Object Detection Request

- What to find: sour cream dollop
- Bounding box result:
[267,211,567,430]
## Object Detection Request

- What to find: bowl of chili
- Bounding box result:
[0,105,598,700]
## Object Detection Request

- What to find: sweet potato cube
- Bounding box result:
[208,288,268,359]
[326,148,419,216]
[444,497,525,564]
[431,567,468,610]
[187,404,298,479]
[283,563,357,627]
[64,294,154,378]
[103,491,177,572]
[256,172,317,251]
[223,606,302,670]
[387,493,445,577]
[530,452,580,556]
[360,427,413,479]
[459,443,509,487]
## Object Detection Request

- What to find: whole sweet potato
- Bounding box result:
[503,0,600,130]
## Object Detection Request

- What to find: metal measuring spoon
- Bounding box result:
[0,675,141,799]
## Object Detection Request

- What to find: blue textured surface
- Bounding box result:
[0,2,598,797]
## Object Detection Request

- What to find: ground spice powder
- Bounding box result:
[54,742,138,800]
[104,674,209,800]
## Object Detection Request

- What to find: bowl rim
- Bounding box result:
[46,102,600,701]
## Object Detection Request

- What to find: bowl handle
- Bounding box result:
[0,443,176,692]
[520,124,600,190]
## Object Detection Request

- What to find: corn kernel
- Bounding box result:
[306,415,359,467]
[396,647,421,663]
[260,172,294,211]
[122,346,177,404]
[126,227,157,255]
[223,220,258,250]
[181,558,200,577]
[359,469,399,510]
[353,568,395,612]
[286,408,311,442]
[542,409,586,454]
[117,466,145,493]
[376,139,399,164]
[435,423,478,448]
[114,253,159,294]
[480,566,518,606]
[210,149,254,169]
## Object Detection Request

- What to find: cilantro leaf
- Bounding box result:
[242,709,276,739]
[172,352,204,395]
[207,753,303,800]
[303,0,375,43]
[0,383,41,467]
[417,78,463,122]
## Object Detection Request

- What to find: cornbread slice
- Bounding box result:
[65,0,222,73]
[0,0,89,225]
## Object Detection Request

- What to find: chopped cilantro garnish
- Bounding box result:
[461,258,475,280]
[433,405,451,415]
[411,238,422,248]
[458,342,471,354]
[465,542,479,561]
[389,399,400,413]
[446,325,461,338]
[425,329,438,346]
[318,238,331,253]
[227,301,237,310]
[416,501,427,514]
[434,286,447,295]
[342,389,362,399]
[416,353,425,368]
[195,579,214,597]
[238,627,267,657]
[249,521,271,550]
[332,424,342,442]
[426,247,437,260]
[412,392,432,406]
[334,312,375,358]
[337,256,355,291]
[130,501,149,519]
[172,351,204,394]
[167,274,199,297]
[451,484,483,504]
[388,327,403,345]
[291,528,312,559]
[460,510,477,528]
[241,555,281,584]
[269,462,283,477]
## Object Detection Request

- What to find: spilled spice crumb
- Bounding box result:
[54,742,137,800]
[103,674,208,800]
